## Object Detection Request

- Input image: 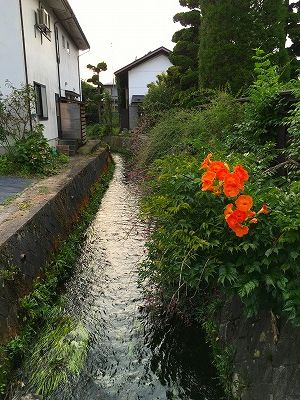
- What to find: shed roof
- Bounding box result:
[46,0,90,50]
[114,46,171,76]
[131,95,145,103]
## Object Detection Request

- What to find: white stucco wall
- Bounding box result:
[128,54,172,105]
[0,0,25,95]
[57,25,80,98]
[21,0,59,141]
[0,0,81,142]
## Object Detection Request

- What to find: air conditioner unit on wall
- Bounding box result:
[37,8,49,30]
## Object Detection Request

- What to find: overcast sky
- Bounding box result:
[68,0,185,84]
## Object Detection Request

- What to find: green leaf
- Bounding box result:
[265,248,273,257]
[238,280,259,298]
[290,251,299,260]
[265,275,275,288]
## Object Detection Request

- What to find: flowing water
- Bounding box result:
[48,155,222,399]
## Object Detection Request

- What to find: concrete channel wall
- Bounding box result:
[0,149,112,343]
[218,297,300,400]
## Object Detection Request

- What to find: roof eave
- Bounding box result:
[114,46,171,76]
[46,0,90,50]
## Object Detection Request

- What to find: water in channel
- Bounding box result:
[52,155,222,400]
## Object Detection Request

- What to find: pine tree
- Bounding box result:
[167,0,201,92]
[86,62,107,123]
[198,0,291,93]
[287,1,300,77]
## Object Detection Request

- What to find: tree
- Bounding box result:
[86,62,107,123]
[198,0,291,93]
[81,81,99,124]
[102,91,113,135]
[167,0,201,94]
[143,74,177,113]
[287,1,300,77]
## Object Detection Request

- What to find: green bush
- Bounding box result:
[139,51,300,324]
[111,112,120,135]
[6,125,68,176]
[0,84,69,177]
[142,74,177,113]
[86,123,105,139]
[86,121,117,138]
[0,155,14,175]
[141,152,300,323]
[285,90,300,181]
[137,92,244,168]
[10,126,53,174]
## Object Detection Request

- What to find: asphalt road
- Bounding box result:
[0,177,33,204]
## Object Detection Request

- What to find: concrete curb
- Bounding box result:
[0,149,112,343]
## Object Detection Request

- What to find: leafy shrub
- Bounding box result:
[0,82,36,152]
[142,73,177,113]
[86,120,117,139]
[227,50,299,154]
[285,90,300,180]
[0,155,14,175]
[6,124,68,176]
[9,125,53,174]
[0,83,69,176]
[137,92,244,168]
[175,88,217,108]
[81,80,99,124]
[139,51,300,325]
[86,123,106,139]
[141,153,300,324]
[111,111,120,135]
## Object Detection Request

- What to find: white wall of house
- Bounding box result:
[0,0,82,144]
[128,54,172,105]
[21,0,59,142]
[58,25,80,98]
[0,0,25,96]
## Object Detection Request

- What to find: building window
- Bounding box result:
[34,82,48,120]
[62,34,65,48]
[36,3,51,40]
[67,41,70,54]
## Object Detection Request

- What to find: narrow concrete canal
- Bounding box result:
[50,155,222,399]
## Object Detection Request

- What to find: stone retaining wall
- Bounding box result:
[218,297,300,400]
[0,149,112,343]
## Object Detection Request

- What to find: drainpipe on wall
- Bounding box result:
[53,21,64,141]
[19,0,33,131]
[54,22,62,98]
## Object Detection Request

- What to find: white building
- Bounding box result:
[0,0,89,146]
[114,47,172,130]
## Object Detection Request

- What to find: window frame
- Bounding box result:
[34,82,48,120]
[35,2,51,41]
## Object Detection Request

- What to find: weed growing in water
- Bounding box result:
[25,318,89,397]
